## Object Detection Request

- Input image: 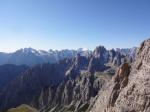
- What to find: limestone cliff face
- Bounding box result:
[37,72,111,112]
[90,39,150,112]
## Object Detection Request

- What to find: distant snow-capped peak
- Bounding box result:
[14,47,92,57]
[77,48,89,52]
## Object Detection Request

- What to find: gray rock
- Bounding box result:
[90,38,150,112]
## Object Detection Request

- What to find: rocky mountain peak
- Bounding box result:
[136,39,150,69]
[90,38,150,112]
[93,46,108,59]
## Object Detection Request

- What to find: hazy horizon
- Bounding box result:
[0,0,150,52]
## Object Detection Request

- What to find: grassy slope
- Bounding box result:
[7,104,37,112]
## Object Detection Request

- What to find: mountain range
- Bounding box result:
[0,45,138,112]
[0,48,91,66]
[1,40,149,112]
[0,47,136,66]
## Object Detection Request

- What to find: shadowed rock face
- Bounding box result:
[0,59,73,111]
[90,38,150,112]
[0,64,29,91]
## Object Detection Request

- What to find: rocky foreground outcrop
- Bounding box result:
[90,39,150,112]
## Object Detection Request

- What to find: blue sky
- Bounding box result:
[0,0,150,52]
